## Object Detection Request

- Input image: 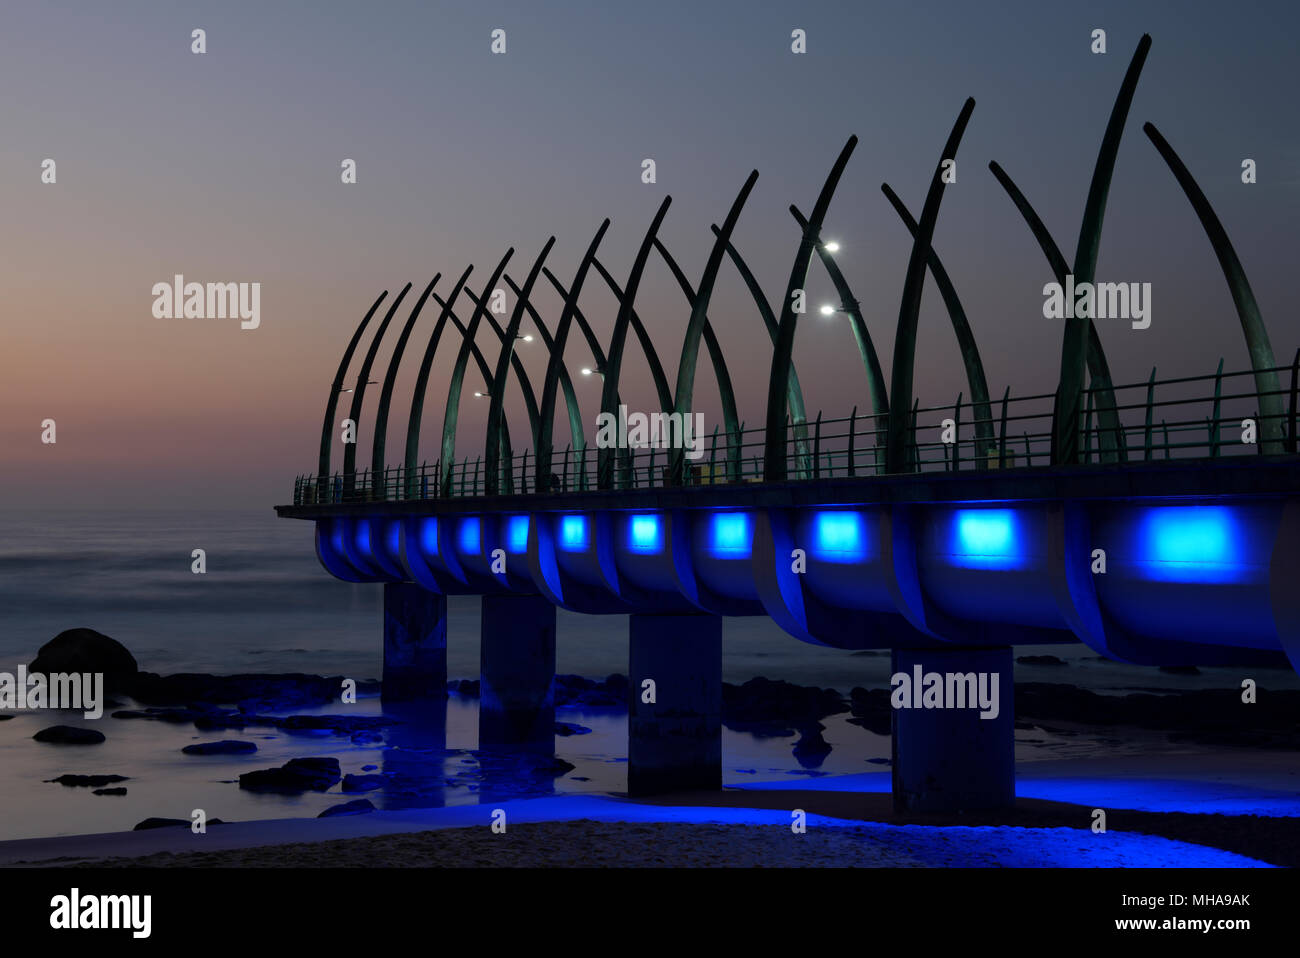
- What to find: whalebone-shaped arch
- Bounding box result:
[485,237,557,494]
[342,283,412,496]
[319,289,388,483]
[652,236,742,479]
[788,206,889,434]
[763,136,858,480]
[986,161,1124,460]
[403,265,475,495]
[537,219,612,490]
[370,274,441,485]
[1052,34,1152,464]
[877,187,993,461]
[501,273,585,455]
[597,199,673,489]
[884,98,975,473]
[665,170,758,483]
[1143,121,1284,454]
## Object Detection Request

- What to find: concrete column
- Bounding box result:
[479,594,557,749]
[628,612,722,796]
[891,646,1015,813]
[382,583,448,702]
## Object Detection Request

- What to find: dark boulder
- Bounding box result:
[132,817,225,830]
[1017,655,1068,666]
[30,629,138,691]
[341,773,385,793]
[554,722,592,736]
[182,740,258,756]
[93,787,127,796]
[238,757,341,794]
[318,798,375,818]
[45,774,129,787]
[33,725,105,745]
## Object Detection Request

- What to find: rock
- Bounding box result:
[341,773,384,793]
[132,817,225,831]
[33,725,105,745]
[30,628,138,691]
[0,715,13,721]
[1017,655,1068,666]
[792,723,832,768]
[133,818,189,830]
[847,687,892,736]
[45,774,129,787]
[554,722,592,736]
[350,730,383,745]
[866,757,891,765]
[123,672,363,711]
[93,787,127,796]
[238,757,341,794]
[182,740,257,756]
[361,764,378,772]
[318,798,375,818]
[1159,665,1201,675]
[723,678,846,736]
[553,674,628,709]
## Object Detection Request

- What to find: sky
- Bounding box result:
[2,0,1297,509]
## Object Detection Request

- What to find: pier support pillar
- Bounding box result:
[382,583,448,702]
[479,594,557,749]
[628,612,722,796]
[891,646,1015,813]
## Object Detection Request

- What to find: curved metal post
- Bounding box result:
[1143,121,1284,453]
[320,290,388,484]
[370,275,441,487]
[885,99,976,473]
[598,199,672,489]
[878,186,993,462]
[537,220,612,491]
[404,266,475,494]
[343,283,412,498]
[763,136,857,480]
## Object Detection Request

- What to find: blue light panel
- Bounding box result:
[628,514,662,553]
[458,518,480,554]
[812,511,869,561]
[949,509,1025,569]
[559,515,589,551]
[418,518,438,555]
[709,512,752,558]
[1135,505,1245,583]
[507,515,530,553]
[355,521,373,558]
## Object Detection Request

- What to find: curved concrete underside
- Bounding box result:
[284,459,1300,674]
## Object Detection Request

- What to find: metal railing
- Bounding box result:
[292,361,1300,505]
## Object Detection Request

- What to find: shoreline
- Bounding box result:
[3,751,1297,868]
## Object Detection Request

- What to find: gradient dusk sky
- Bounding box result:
[3,0,1297,509]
